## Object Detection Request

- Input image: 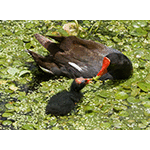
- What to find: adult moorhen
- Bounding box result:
[27,34,133,80]
[45,77,89,116]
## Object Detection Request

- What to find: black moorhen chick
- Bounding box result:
[27,34,133,80]
[45,77,89,116]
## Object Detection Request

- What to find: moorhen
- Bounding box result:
[27,34,133,80]
[45,77,89,116]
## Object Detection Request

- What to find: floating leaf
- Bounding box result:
[5,103,15,110]
[22,124,34,130]
[118,111,129,117]
[52,127,60,130]
[112,37,121,43]
[137,20,147,27]
[100,122,111,129]
[115,91,129,99]
[84,106,93,113]
[129,27,147,37]
[144,108,150,117]
[101,104,112,112]
[3,30,12,36]
[7,67,19,76]
[2,112,13,117]
[138,82,150,92]
[25,23,34,29]
[131,88,140,97]
[57,28,69,36]
[98,90,111,98]
[145,74,150,83]
[127,97,140,103]
[138,123,147,129]
[113,105,127,111]
[19,70,30,77]
[9,84,18,91]
[25,43,31,49]
[142,101,150,108]
[132,22,140,28]
[2,120,12,126]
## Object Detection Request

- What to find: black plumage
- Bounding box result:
[45,77,88,116]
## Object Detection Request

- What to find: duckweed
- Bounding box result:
[1,20,150,130]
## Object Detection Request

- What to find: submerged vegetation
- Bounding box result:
[0,20,150,130]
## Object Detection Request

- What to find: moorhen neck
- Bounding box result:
[45,77,88,116]
[27,34,133,80]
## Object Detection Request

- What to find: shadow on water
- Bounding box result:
[22,62,62,94]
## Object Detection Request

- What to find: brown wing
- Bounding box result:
[53,37,105,77]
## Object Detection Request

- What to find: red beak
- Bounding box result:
[97,56,110,77]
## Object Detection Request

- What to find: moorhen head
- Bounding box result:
[27,34,133,80]
[45,77,89,116]
[94,52,133,81]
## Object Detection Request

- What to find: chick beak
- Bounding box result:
[75,77,87,84]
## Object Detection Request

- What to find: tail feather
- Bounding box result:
[34,33,53,49]
[34,34,63,55]
[25,49,62,76]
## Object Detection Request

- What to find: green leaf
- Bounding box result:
[100,122,111,129]
[127,97,140,103]
[137,20,147,27]
[115,91,129,99]
[84,106,93,113]
[25,43,31,49]
[144,108,150,116]
[145,74,150,83]
[118,111,129,117]
[9,84,18,91]
[57,28,69,36]
[92,76,101,81]
[2,112,13,117]
[132,22,140,28]
[142,101,150,108]
[7,67,19,76]
[5,103,15,110]
[112,37,121,43]
[2,120,12,126]
[98,90,111,98]
[25,23,34,29]
[131,88,140,97]
[129,27,147,37]
[19,70,30,77]
[138,82,150,92]
[22,124,34,130]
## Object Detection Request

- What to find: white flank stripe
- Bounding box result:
[39,66,54,74]
[68,62,83,72]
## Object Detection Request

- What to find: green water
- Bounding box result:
[0,20,150,130]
